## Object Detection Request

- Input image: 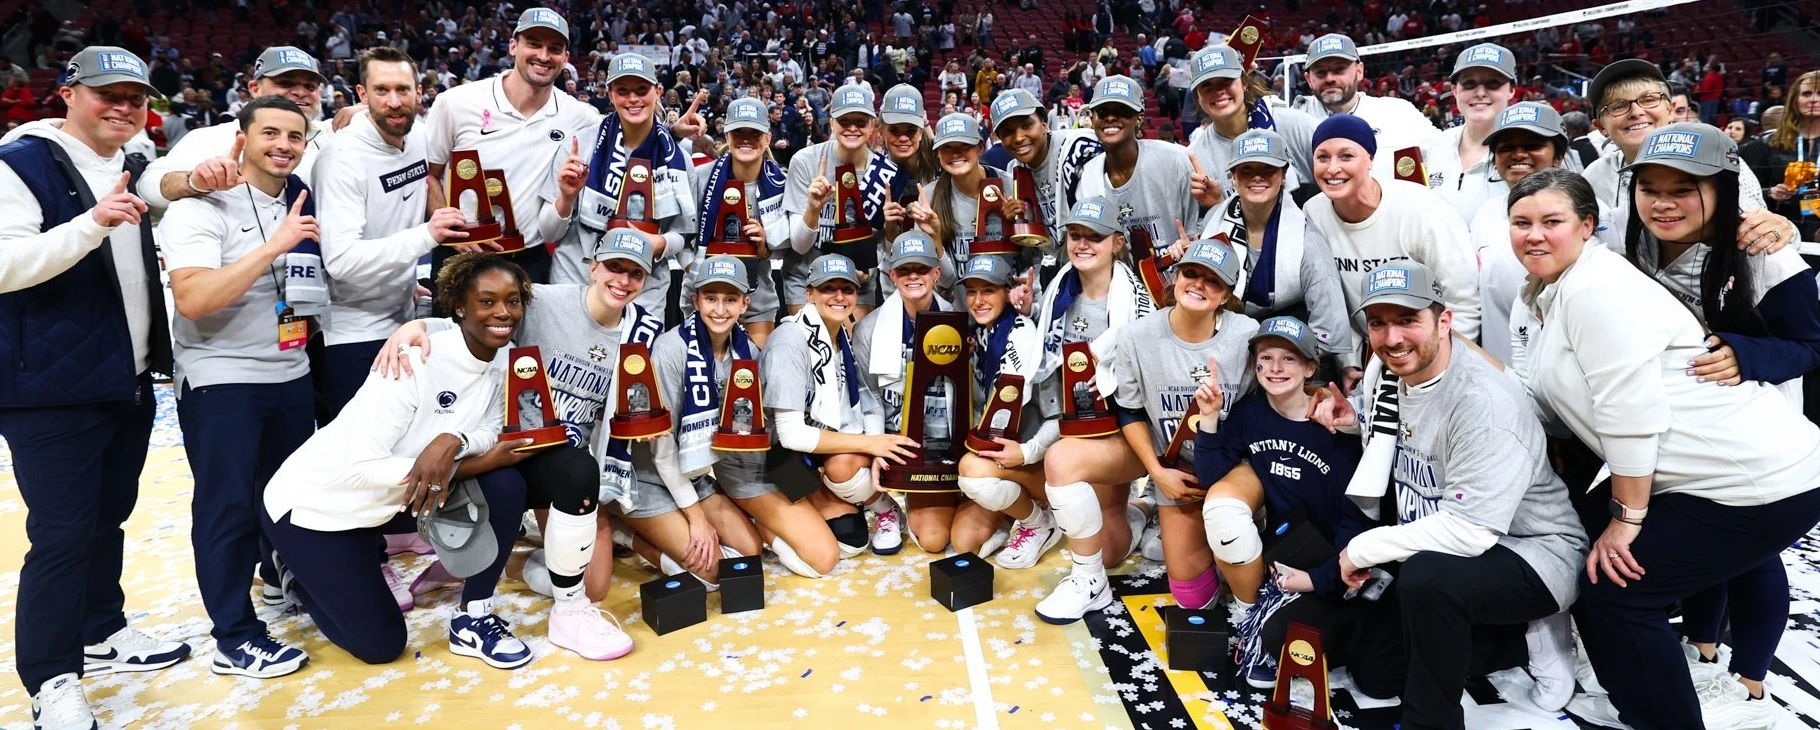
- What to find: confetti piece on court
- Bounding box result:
[801,669,812,678]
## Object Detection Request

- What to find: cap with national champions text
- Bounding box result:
[514,7,571,41]
[254,46,327,82]
[61,46,163,99]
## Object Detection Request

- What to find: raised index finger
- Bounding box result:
[289,189,309,214]
[229,134,246,163]
[110,171,131,196]
[1190,155,1206,177]
[686,90,705,117]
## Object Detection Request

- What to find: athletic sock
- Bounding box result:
[544,508,597,605]
[1071,549,1106,582]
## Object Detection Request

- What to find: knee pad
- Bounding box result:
[822,468,876,504]
[543,447,602,514]
[958,476,1020,512]
[1203,497,1262,566]
[769,537,825,579]
[827,513,869,558]
[1046,481,1103,539]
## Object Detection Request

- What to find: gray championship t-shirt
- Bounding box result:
[761,319,866,433]
[1109,308,1257,460]
[518,284,625,445]
[1076,139,1201,259]
[1395,345,1589,610]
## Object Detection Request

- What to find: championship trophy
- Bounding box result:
[831,163,873,245]
[1009,167,1050,247]
[713,359,769,451]
[447,150,504,245]
[1129,226,1177,306]
[966,374,1025,454]
[609,341,673,439]
[505,347,570,452]
[482,168,527,253]
[707,178,757,257]
[1228,15,1269,66]
[609,157,660,234]
[1261,622,1337,730]
[1157,413,1201,489]
[1392,146,1432,188]
[971,177,1016,256]
[880,311,972,492]
[1059,342,1119,438]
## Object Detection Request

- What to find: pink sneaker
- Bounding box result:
[548,601,634,661]
[380,563,414,612]
[385,533,436,556]
[410,560,460,596]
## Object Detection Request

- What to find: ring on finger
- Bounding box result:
[429,484,441,492]
[1607,550,1619,559]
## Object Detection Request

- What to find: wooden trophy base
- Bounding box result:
[832,223,874,245]
[706,242,760,257]
[1060,415,1120,438]
[608,218,661,235]
[445,221,504,247]
[965,432,1009,454]
[1261,705,1338,730]
[880,460,961,493]
[969,240,1018,256]
[509,425,570,453]
[492,233,527,253]
[712,431,770,451]
[1138,258,1171,305]
[1010,225,1050,247]
[610,411,674,439]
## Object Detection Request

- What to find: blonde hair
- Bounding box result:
[1770,70,1820,153]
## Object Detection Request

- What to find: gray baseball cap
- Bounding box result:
[254,46,328,83]
[1483,102,1568,153]
[1190,44,1244,89]
[61,47,163,98]
[418,479,495,579]
[888,231,941,269]
[932,113,984,148]
[1451,43,1516,82]
[989,89,1043,134]
[1177,240,1242,287]
[514,7,571,41]
[594,229,655,271]
[1063,196,1123,236]
[1355,262,1444,315]
[724,97,769,133]
[607,53,658,85]
[806,254,863,287]
[693,255,751,293]
[958,255,1014,286]
[1621,122,1739,178]
[1306,34,1360,65]
[830,84,878,119]
[1229,128,1291,170]
[1085,75,1144,113]
[1249,316,1320,359]
[881,84,928,128]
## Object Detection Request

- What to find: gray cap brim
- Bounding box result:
[807,269,862,287]
[724,118,769,133]
[1064,217,1119,235]
[881,110,927,128]
[77,73,165,98]
[1483,124,1566,153]
[1084,96,1142,113]
[607,67,658,85]
[594,249,654,271]
[418,479,496,579]
[1353,293,1436,317]
[1619,156,1726,178]
[959,268,1013,286]
[1248,331,1318,359]
[1191,67,1242,91]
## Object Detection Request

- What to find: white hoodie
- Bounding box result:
[0,120,155,372]
[311,113,437,346]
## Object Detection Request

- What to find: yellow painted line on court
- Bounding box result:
[1123,593,1236,730]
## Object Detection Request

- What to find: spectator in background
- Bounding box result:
[0,75,33,129]
[1015,64,1043,98]
[1763,52,1789,92]
[1697,61,1725,124]
[941,61,968,97]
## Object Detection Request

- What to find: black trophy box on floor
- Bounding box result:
[826,512,869,550]
[1166,606,1232,676]
[640,573,707,635]
[718,556,764,614]
[1264,522,1335,572]
[930,552,994,611]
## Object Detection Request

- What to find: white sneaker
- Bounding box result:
[870,498,905,556]
[380,562,414,612]
[83,625,191,675]
[1034,569,1112,625]
[1566,693,1634,729]
[976,523,1012,559]
[31,673,94,730]
[521,549,554,597]
[1682,642,1728,685]
[994,514,1062,570]
[259,583,288,606]
[1524,612,1575,711]
[548,600,634,661]
[1699,675,1776,730]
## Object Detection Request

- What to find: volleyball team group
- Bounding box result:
[7,6,1820,729]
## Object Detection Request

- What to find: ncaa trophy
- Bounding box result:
[1157,413,1201,489]
[971,177,1016,255]
[1393,146,1432,188]
[713,359,769,451]
[482,167,527,252]
[1059,342,1119,438]
[446,150,505,245]
[1008,166,1050,247]
[707,178,757,257]
[966,374,1025,453]
[609,342,673,439]
[1261,622,1337,730]
[880,311,972,491]
[609,158,660,234]
[505,346,570,452]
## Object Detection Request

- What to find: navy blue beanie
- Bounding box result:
[1312,114,1377,158]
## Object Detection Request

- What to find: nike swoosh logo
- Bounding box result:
[241,225,257,233]
[86,647,119,660]
[403,191,416,201]
[1218,537,1238,546]
[579,541,595,553]
[479,128,501,135]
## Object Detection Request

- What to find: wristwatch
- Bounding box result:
[1608,498,1648,523]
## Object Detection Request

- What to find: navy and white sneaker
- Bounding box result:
[449,600,533,670]
[83,625,192,675]
[212,633,308,678]
[1244,651,1280,689]
[31,673,95,730]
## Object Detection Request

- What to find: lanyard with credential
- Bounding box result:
[245,184,309,351]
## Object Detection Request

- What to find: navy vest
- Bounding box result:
[0,135,171,407]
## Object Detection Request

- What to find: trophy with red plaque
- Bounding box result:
[971,177,1016,256]
[482,168,527,253]
[1157,413,1201,489]
[1009,166,1049,247]
[1393,146,1432,188]
[1059,342,1119,438]
[447,150,504,245]
[609,158,661,234]
[609,342,672,439]
[712,359,769,451]
[881,311,972,492]
[707,179,757,257]
[966,374,1025,454]
[1228,15,1269,66]
[1261,622,1337,730]
[505,346,570,452]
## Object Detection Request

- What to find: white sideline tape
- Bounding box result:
[956,606,1001,730]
